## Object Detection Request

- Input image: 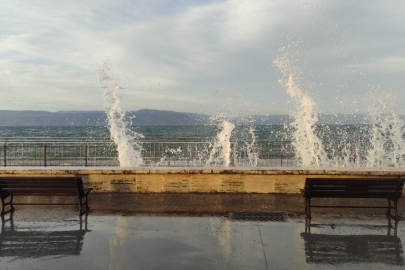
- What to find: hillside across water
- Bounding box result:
[0,109,372,126]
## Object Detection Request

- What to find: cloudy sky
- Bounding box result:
[1,0,404,116]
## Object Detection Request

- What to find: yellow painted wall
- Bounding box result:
[1,168,403,194]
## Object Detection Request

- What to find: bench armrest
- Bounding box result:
[82,188,93,195]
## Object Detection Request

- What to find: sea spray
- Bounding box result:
[245,126,259,167]
[235,115,260,167]
[273,42,328,167]
[98,63,143,167]
[366,91,405,167]
[319,124,363,168]
[156,147,183,167]
[207,92,259,167]
[206,117,235,167]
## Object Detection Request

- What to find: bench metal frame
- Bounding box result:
[301,178,405,220]
[0,177,93,216]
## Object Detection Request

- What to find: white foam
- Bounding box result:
[98,63,143,167]
[245,126,258,167]
[274,45,328,167]
[366,91,405,167]
[206,119,235,167]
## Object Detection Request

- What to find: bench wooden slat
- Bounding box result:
[306,183,400,187]
[309,186,401,191]
[0,182,80,186]
[2,190,79,194]
[306,178,400,181]
[301,193,397,198]
[0,179,80,182]
[0,177,81,179]
[0,178,80,181]
[1,184,79,187]
[306,194,397,198]
[0,178,82,183]
[1,185,81,190]
[306,182,400,187]
[302,189,398,194]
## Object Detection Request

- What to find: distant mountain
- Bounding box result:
[234,114,371,125]
[0,109,209,126]
[126,109,209,125]
[0,110,105,126]
[0,109,388,126]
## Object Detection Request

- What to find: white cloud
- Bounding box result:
[0,0,404,115]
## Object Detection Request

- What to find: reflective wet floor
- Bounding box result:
[1,193,405,270]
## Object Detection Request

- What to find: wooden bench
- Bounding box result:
[301,178,405,220]
[0,177,93,215]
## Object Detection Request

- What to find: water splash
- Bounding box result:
[98,63,143,167]
[206,117,235,167]
[273,42,328,167]
[156,147,183,167]
[245,126,259,167]
[366,91,405,167]
[328,130,362,168]
[208,91,258,167]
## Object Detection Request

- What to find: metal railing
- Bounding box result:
[0,138,295,167]
[5,138,395,167]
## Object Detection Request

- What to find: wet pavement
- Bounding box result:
[1,193,405,269]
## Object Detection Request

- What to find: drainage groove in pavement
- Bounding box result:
[230,211,287,222]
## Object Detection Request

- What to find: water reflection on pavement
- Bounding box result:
[0,193,404,270]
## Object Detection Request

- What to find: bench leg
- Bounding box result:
[387,198,392,216]
[79,197,84,216]
[1,195,14,216]
[1,196,5,216]
[387,198,400,221]
[305,218,311,233]
[85,193,90,213]
[9,195,15,212]
[305,198,311,219]
[78,194,90,216]
[393,199,399,221]
[79,214,88,230]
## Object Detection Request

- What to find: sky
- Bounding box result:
[1,0,404,116]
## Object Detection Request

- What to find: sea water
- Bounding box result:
[0,124,376,142]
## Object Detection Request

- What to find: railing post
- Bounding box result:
[3,142,6,167]
[168,143,171,167]
[187,143,190,167]
[232,142,236,167]
[44,142,47,167]
[154,142,156,166]
[85,141,88,167]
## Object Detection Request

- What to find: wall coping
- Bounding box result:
[1,166,404,176]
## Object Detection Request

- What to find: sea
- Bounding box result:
[0,125,371,143]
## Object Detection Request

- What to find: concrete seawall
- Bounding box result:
[1,167,404,194]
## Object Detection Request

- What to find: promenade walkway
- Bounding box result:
[1,194,404,269]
